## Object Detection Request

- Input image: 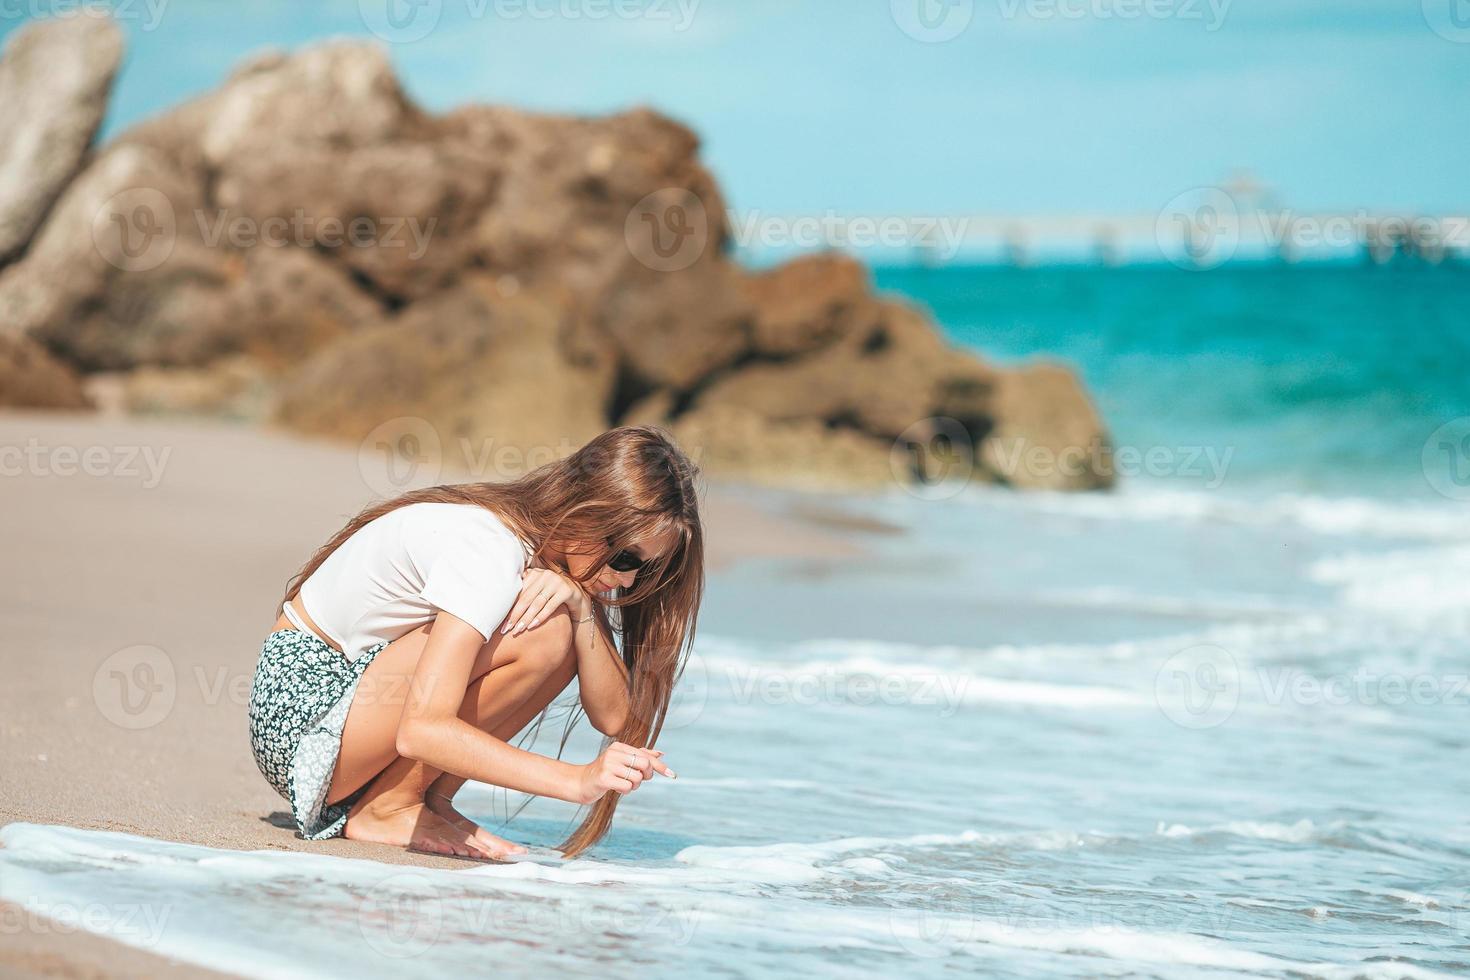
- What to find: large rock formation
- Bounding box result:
[0,43,410,371]
[275,279,616,465]
[0,14,124,266]
[0,26,1114,493]
[0,335,91,410]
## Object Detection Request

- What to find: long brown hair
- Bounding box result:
[279,424,705,858]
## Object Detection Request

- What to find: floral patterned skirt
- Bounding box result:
[247,628,388,840]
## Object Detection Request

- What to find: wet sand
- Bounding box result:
[0,411,871,977]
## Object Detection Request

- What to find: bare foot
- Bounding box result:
[424,792,528,859]
[344,796,496,860]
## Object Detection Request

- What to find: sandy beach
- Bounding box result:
[0,411,871,978]
[3,7,1465,973]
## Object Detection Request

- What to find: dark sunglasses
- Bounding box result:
[605,537,651,573]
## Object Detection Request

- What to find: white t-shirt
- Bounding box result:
[294,502,532,662]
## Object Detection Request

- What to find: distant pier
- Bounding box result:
[903,211,1470,267]
[733,208,1470,268]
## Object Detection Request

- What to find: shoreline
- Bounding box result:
[0,410,884,977]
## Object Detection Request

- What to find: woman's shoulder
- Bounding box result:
[398,501,529,562]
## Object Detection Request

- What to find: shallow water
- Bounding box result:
[3,477,1467,978]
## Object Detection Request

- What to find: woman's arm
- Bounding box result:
[501,568,634,737]
[567,592,631,736]
[394,612,589,801]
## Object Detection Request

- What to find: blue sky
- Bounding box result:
[4,0,1467,215]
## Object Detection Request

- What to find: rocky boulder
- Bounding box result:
[84,355,273,420]
[0,39,425,369]
[199,42,430,165]
[274,279,616,477]
[669,403,898,491]
[443,105,753,391]
[0,29,1115,494]
[738,253,883,358]
[660,256,1110,491]
[979,362,1113,491]
[0,14,124,266]
[0,335,91,410]
[0,140,382,371]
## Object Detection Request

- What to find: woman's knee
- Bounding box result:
[504,607,574,676]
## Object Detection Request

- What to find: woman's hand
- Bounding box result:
[574,741,675,804]
[501,564,590,636]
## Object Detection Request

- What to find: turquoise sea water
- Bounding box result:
[877,263,1470,499]
[2,264,1468,977]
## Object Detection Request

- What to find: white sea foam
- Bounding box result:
[1310,545,1470,627]
[697,615,1403,726]
[785,616,1333,665]
[3,818,1462,977]
[939,483,1470,541]
[676,827,1094,871]
[696,650,1146,712]
[693,618,1435,738]
[1030,585,1314,620]
[0,822,1150,978]
[1314,964,1463,980]
[1155,818,1325,844]
[0,823,1084,898]
[1382,889,1440,909]
[877,907,1289,970]
[660,776,823,790]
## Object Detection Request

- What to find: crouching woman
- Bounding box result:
[247,425,703,860]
